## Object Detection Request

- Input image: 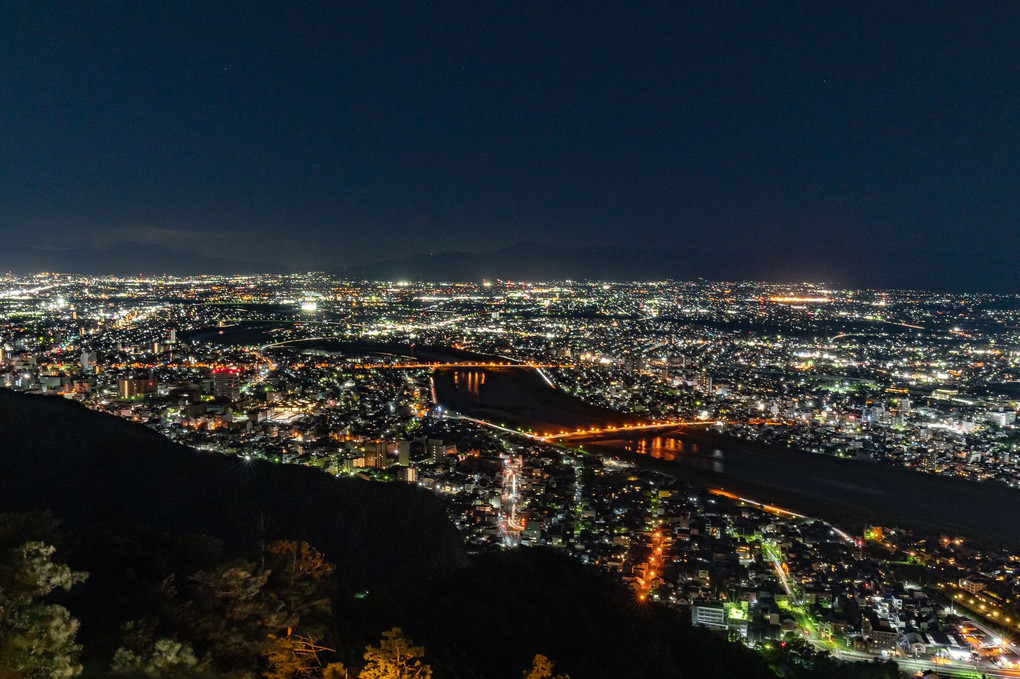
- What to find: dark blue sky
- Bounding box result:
[2,2,1018,287]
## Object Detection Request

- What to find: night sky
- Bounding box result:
[2,2,1018,288]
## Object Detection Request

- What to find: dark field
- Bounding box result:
[281,339,499,364]
[185,323,497,363]
[183,321,293,345]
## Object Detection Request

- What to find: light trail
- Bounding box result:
[535,366,557,389]
[708,489,860,548]
[446,413,548,442]
[499,457,524,546]
[709,489,807,520]
[761,538,797,603]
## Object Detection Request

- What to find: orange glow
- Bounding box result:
[770,296,831,303]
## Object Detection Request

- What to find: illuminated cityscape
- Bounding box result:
[3,2,1018,676]
[3,272,1020,675]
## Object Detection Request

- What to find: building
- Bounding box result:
[81,350,97,373]
[987,410,1016,427]
[427,438,445,464]
[959,578,987,594]
[397,466,417,483]
[365,441,388,469]
[212,367,241,401]
[691,602,728,630]
[424,439,457,465]
[118,377,157,399]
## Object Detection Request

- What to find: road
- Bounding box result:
[860,652,1020,677]
[759,539,797,604]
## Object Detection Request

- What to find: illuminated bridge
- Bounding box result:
[346,361,569,370]
[540,421,718,442]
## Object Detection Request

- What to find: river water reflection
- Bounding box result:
[433,365,1020,542]
[611,435,727,474]
[581,431,1020,543]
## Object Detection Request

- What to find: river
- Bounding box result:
[186,326,1020,543]
[433,366,1020,544]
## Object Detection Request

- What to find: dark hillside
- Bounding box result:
[0,389,466,592]
[404,548,776,679]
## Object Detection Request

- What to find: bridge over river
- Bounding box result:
[433,365,1020,545]
[575,428,1020,545]
[190,324,1020,544]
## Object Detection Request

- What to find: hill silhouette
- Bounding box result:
[0,389,465,592]
[402,548,778,679]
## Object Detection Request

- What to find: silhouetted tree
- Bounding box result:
[264,631,347,679]
[0,539,87,678]
[171,563,292,672]
[108,618,218,678]
[523,654,569,679]
[359,628,431,679]
[264,541,335,635]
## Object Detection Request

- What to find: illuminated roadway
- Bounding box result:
[540,421,714,442]
[441,414,719,444]
[347,361,567,369]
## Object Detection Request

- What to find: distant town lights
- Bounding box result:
[770,296,830,303]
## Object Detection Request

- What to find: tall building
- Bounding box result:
[81,350,98,373]
[425,438,456,465]
[426,438,445,465]
[212,367,241,401]
[365,441,388,469]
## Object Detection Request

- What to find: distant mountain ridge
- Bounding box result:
[0,241,288,276]
[340,242,728,282]
[4,239,1016,292]
[338,242,1014,292]
[1,240,750,282]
